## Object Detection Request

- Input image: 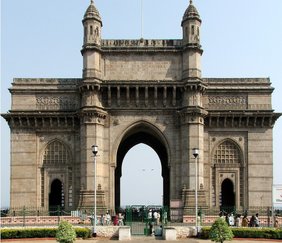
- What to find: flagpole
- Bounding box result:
[141,0,143,38]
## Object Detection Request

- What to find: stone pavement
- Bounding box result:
[1,237,282,243]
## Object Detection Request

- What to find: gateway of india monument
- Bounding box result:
[2,0,281,217]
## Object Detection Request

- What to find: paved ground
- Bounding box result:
[2,237,282,243]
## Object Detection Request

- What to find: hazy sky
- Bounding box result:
[1,0,282,208]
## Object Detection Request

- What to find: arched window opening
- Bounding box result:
[191,25,195,35]
[90,25,93,35]
[214,140,240,164]
[43,140,70,165]
[121,143,162,206]
[84,26,87,42]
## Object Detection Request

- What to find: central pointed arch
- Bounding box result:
[115,121,170,209]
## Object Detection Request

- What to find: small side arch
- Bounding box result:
[221,178,235,209]
[49,178,64,212]
[211,138,246,209]
[40,139,73,209]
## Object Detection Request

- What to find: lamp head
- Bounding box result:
[192,148,199,158]
[92,145,98,155]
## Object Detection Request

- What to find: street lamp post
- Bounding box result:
[192,148,199,235]
[92,145,98,237]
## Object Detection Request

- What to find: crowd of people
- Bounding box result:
[219,211,280,228]
[91,208,167,236]
[220,212,260,227]
[89,209,280,229]
[96,211,125,226]
[96,208,166,227]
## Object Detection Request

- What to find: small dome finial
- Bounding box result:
[190,0,193,4]
[91,0,94,4]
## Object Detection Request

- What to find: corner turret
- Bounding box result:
[182,0,201,45]
[83,0,102,46]
[81,0,103,79]
[181,0,203,79]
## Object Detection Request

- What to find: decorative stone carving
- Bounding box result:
[36,96,79,110]
[94,26,101,45]
[102,39,182,48]
[207,95,247,109]
[208,95,247,109]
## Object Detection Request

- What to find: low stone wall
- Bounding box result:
[2,215,281,227]
[93,226,195,239]
[0,216,83,226]
[99,226,197,239]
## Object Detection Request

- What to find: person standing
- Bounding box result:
[254,213,260,227]
[105,211,111,225]
[113,214,119,226]
[274,216,279,228]
[153,211,158,224]
[249,215,256,227]
[163,210,168,225]
[228,213,235,226]
[118,212,124,226]
[235,215,242,227]
[242,215,249,227]
[100,214,105,225]
[156,211,161,225]
[148,209,153,223]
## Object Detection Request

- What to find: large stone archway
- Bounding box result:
[115,123,170,209]
[2,0,280,214]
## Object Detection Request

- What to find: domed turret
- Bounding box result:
[81,0,103,79]
[181,0,203,79]
[182,0,201,24]
[182,0,201,45]
[83,0,102,24]
[82,0,102,46]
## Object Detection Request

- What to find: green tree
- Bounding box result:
[56,220,76,243]
[209,218,234,243]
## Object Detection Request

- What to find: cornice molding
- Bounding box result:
[205,112,281,128]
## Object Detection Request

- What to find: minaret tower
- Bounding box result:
[78,1,107,212]
[180,1,208,212]
[181,0,203,79]
[81,0,102,80]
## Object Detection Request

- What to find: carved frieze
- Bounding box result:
[207,95,247,110]
[36,96,79,110]
[102,39,182,48]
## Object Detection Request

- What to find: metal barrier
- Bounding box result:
[123,205,169,235]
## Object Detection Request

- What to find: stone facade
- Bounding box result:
[2,1,280,215]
